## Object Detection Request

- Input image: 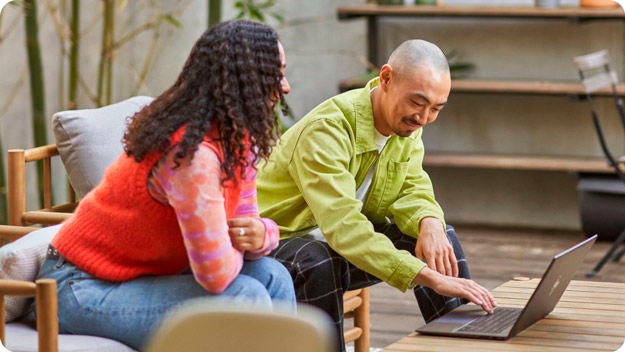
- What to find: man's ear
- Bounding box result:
[379,64,393,91]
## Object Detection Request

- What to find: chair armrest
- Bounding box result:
[7,145,76,227]
[0,278,58,352]
[0,225,41,242]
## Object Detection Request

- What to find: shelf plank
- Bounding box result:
[453,79,625,95]
[338,4,625,20]
[424,153,613,173]
[338,78,625,96]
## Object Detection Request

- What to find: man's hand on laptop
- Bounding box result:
[416,217,459,277]
[414,267,497,314]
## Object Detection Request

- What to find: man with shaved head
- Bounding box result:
[257,40,495,351]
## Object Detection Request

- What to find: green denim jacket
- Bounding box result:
[257,78,445,291]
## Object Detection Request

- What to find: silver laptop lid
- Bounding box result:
[509,235,597,336]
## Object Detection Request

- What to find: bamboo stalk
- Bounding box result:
[68,0,79,110]
[208,0,221,28]
[0,139,6,224]
[23,0,47,208]
[97,0,114,107]
[104,0,114,105]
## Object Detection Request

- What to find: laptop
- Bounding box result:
[416,234,597,340]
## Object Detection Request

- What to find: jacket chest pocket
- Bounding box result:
[382,160,409,199]
[364,160,410,222]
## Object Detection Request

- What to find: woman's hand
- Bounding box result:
[228,217,266,252]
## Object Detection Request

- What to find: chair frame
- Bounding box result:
[0,144,371,352]
[574,49,625,277]
[7,145,75,229]
[343,288,370,351]
[0,279,58,352]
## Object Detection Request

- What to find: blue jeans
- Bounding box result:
[36,255,296,350]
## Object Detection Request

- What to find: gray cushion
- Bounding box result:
[0,225,61,322]
[52,96,154,199]
[6,322,136,352]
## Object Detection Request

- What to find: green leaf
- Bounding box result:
[162,14,182,28]
[249,7,265,22]
[271,12,284,23]
[258,1,275,9]
[449,63,474,72]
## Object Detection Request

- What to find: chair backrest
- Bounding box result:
[573,50,619,93]
[144,302,335,352]
[52,96,154,199]
[573,50,625,180]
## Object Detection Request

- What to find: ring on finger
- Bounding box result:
[239,228,245,236]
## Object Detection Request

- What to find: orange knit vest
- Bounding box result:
[52,127,242,282]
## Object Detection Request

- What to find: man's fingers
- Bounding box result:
[466,282,496,314]
[447,251,459,277]
[416,247,424,262]
[443,255,453,277]
[434,255,445,275]
[435,248,457,277]
[452,258,459,278]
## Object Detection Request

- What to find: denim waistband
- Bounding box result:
[47,244,62,261]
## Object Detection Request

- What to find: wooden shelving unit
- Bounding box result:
[337,4,624,174]
[338,5,625,65]
[339,78,625,96]
[423,153,612,173]
[337,4,625,20]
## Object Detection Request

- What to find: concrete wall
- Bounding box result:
[1,0,622,231]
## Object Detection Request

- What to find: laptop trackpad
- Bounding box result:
[417,305,486,332]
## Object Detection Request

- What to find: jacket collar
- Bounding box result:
[352,77,382,155]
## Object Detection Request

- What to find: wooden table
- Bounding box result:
[382,278,625,351]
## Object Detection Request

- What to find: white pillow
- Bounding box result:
[52,96,154,199]
[0,224,61,322]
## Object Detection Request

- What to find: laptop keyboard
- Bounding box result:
[457,307,521,334]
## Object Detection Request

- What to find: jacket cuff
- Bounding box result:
[387,256,427,292]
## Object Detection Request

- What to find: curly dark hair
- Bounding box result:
[123,19,287,184]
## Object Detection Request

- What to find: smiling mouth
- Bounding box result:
[404,119,422,130]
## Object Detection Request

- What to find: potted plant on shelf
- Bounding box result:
[376,0,404,4]
[579,0,618,7]
[376,0,437,4]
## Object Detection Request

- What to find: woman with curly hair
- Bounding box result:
[36,19,295,350]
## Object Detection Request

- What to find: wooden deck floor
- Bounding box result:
[355,225,625,350]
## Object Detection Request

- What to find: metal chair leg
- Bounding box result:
[613,247,625,262]
[586,228,625,277]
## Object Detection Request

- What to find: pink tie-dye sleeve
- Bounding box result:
[235,162,280,260]
[151,145,243,294]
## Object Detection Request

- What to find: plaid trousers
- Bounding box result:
[269,224,470,352]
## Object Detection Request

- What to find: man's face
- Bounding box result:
[377,64,450,137]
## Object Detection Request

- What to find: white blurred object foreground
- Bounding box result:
[0,340,11,352]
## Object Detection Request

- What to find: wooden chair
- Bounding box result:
[144,302,335,352]
[0,97,372,352]
[0,279,58,352]
[0,225,135,351]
